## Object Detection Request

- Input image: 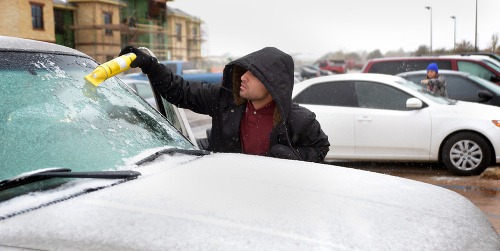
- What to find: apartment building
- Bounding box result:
[166,7,203,62]
[0,0,204,63]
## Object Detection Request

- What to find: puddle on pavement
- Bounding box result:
[440,185,499,197]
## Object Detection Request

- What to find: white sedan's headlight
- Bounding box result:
[493,120,500,127]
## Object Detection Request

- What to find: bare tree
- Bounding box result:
[384,48,407,58]
[487,33,498,53]
[366,49,383,60]
[433,48,448,55]
[454,40,475,53]
[413,45,430,56]
[318,50,346,61]
[345,52,361,62]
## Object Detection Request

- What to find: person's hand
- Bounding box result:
[118,46,156,73]
[421,79,429,84]
[268,145,300,160]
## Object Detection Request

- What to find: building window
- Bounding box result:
[192,27,198,46]
[54,9,64,34]
[103,12,113,36]
[31,3,44,30]
[176,23,182,42]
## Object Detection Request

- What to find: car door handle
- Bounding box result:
[357,116,372,122]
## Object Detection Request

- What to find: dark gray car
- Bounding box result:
[398,70,500,107]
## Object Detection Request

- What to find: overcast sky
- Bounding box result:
[168,0,500,59]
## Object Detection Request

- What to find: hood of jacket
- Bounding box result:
[222,47,295,123]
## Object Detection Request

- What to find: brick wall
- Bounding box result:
[72,1,122,63]
[0,0,55,42]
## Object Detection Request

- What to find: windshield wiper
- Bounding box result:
[136,148,210,166]
[0,167,141,192]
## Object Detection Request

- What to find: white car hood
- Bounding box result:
[448,100,500,118]
[0,153,498,250]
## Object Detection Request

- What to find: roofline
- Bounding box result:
[68,0,126,7]
[53,0,78,10]
[167,7,201,20]
[53,4,78,10]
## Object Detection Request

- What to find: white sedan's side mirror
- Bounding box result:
[406,98,423,109]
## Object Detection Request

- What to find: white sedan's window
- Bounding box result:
[293,81,357,107]
[354,81,413,110]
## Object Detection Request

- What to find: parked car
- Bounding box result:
[119,78,156,106]
[460,52,500,64]
[295,65,319,79]
[397,70,500,107]
[361,56,500,84]
[303,64,333,76]
[124,60,223,85]
[1,36,499,250]
[293,70,302,83]
[292,73,500,175]
[345,59,364,70]
[317,59,347,74]
[440,54,500,69]
[120,78,198,143]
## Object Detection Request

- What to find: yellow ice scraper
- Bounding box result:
[84,53,137,86]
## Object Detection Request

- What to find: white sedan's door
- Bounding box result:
[301,104,355,159]
[292,81,359,161]
[353,81,432,160]
[354,108,432,160]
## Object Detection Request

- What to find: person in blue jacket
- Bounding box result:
[421,63,447,97]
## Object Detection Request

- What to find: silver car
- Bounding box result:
[0,36,498,250]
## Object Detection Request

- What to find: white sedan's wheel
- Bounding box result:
[442,133,491,175]
[449,140,482,169]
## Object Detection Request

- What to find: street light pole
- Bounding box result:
[450,16,456,51]
[475,0,478,52]
[425,6,433,54]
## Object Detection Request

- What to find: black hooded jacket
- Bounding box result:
[149,47,330,163]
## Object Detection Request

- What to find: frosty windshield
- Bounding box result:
[0,51,194,181]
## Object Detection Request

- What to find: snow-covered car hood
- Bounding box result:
[0,153,498,250]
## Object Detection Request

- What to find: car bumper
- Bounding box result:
[485,127,500,164]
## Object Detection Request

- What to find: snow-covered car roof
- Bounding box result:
[0,36,89,57]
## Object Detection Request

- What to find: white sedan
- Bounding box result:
[292,73,500,175]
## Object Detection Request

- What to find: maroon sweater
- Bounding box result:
[239,101,276,156]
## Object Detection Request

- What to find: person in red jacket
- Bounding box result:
[119,46,330,163]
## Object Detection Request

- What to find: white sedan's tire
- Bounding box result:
[442,132,492,175]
